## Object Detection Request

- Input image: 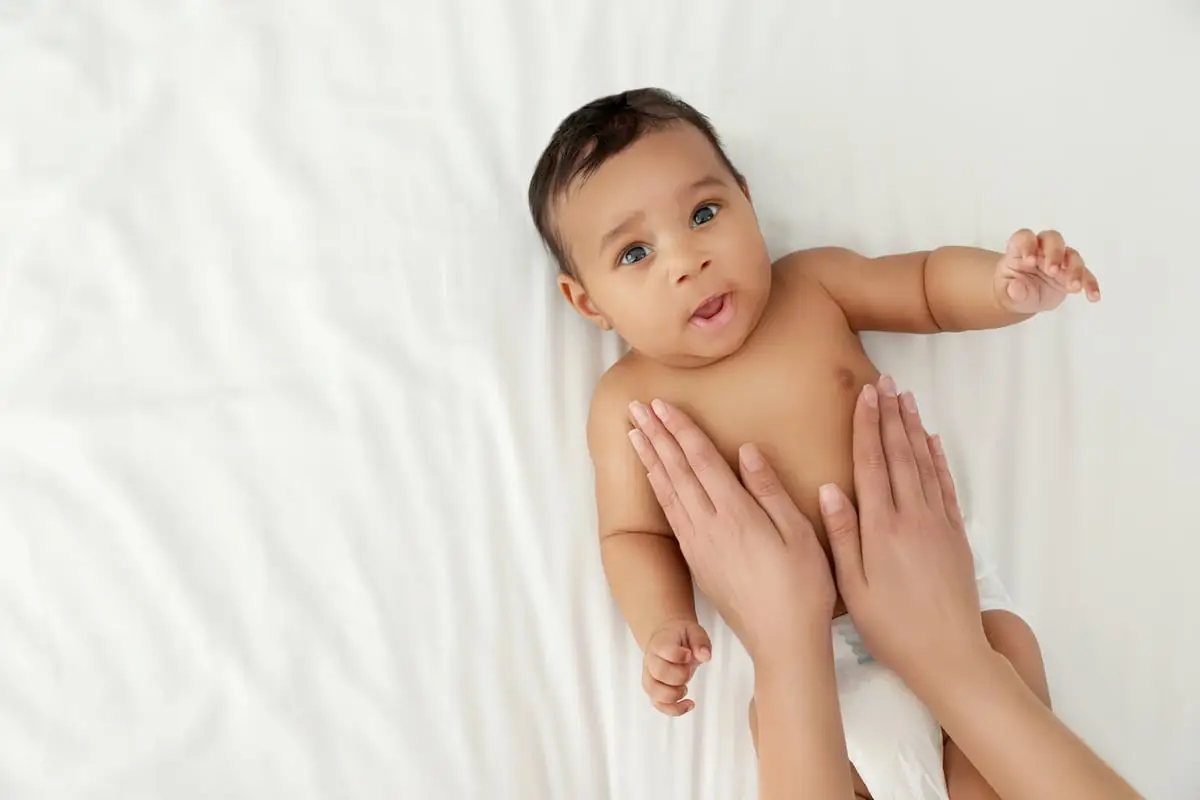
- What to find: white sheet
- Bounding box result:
[2,1,1198,798]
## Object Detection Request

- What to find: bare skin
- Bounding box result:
[625,385,1139,800]
[551,122,1097,797]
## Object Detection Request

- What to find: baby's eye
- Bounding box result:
[691,204,719,227]
[620,245,650,265]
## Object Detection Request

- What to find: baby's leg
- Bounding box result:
[749,697,759,752]
[749,697,873,798]
[944,738,1000,800]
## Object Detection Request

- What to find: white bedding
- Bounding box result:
[2,1,1198,798]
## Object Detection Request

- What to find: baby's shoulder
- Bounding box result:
[587,353,689,456]
[773,246,866,291]
[764,247,863,325]
[586,355,646,453]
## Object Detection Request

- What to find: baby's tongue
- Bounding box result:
[694,296,723,319]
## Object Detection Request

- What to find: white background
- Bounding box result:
[1,1,1198,798]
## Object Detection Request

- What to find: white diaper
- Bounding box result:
[832,545,1017,800]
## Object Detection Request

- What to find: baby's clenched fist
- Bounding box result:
[642,618,711,717]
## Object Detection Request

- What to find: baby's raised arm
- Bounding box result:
[785,229,1096,335]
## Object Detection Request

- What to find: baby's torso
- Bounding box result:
[628,268,881,547]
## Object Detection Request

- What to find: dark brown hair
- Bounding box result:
[527,88,745,277]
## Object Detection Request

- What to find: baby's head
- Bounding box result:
[528,88,773,368]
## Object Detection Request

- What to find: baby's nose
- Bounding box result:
[671,254,711,284]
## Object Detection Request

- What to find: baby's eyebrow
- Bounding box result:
[598,211,646,256]
[683,174,727,196]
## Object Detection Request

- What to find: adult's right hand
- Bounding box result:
[627,399,837,665]
[818,376,992,690]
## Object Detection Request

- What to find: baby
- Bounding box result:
[527,88,1099,798]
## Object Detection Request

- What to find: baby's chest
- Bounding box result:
[658,333,878,519]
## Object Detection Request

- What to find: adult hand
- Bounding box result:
[819,376,992,690]
[628,399,835,662]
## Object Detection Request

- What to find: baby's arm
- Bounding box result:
[786,230,1095,334]
[785,244,1023,333]
[588,375,711,715]
[589,378,696,646]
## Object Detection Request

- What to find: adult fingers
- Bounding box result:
[738,443,814,547]
[650,399,744,509]
[629,401,714,516]
[820,483,867,599]
[851,383,894,521]
[877,376,923,507]
[899,391,942,510]
[629,428,695,538]
[929,434,967,535]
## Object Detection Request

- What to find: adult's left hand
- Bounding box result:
[628,399,835,662]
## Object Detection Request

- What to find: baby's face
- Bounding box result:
[555,124,772,367]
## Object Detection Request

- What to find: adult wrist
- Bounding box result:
[751,614,833,678]
[907,644,1015,714]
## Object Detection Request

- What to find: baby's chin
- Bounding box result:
[623,333,751,370]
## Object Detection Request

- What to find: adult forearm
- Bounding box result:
[924,246,1032,332]
[982,610,1051,707]
[600,532,697,650]
[918,650,1141,800]
[753,622,855,800]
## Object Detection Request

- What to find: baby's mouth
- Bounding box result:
[691,294,727,321]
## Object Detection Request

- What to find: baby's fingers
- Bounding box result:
[1061,248,1085,292]
[1003,274,1039,314]
[643,670,693,715]
[647,653,692,686]
[1007,228,1038,263]
[1060,249,1101,302]
[1081,265,1101,302]
[654,696,694,716]
[1038,230,1067,276]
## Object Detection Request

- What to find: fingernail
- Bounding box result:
[651,398,669,421]
[628,428,647,455]
[930,434,944,457]
[698,647,711,662]
[901,391,918,413]
[629,402,650,425]
[740,443,764,472]
[861,383,878,408]
[819,484,843,514]
[879,375,897,397]
[1070,279,1081,291]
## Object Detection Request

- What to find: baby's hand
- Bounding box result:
[994,229,1101,314]
[642,619,711,717]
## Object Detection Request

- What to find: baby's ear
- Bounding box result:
[557,274,612,330]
